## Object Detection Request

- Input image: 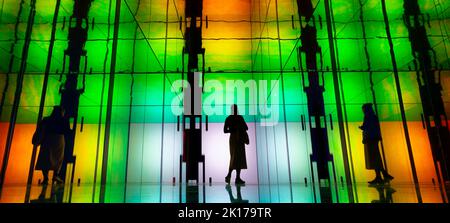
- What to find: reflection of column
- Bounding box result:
[59,0,93,183]
[403,0,450,186]
[296,0,333,203]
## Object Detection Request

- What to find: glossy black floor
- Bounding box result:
[0,182,448,203]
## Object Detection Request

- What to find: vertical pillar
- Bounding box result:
[182,0,205,183]
[0,0,37,187]
[100,0,121,202]
[380,0,422,202]
[24,0,62,203]
[403,0,450,192]
[296,0,333,203]
[59,0,92,183]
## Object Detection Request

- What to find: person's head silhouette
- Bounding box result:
[362,103,375,116]
[51,106,65,118]
[231,104,238,115]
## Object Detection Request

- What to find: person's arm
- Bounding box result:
[224,117,230,133]
[359,116,367,130]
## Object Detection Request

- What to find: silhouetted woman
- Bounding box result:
[359,103,393,185]
[224,104,249,185]
[33,106,70,185]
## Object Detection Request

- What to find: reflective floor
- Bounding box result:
[0,183,447,203]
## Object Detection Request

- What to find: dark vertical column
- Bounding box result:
[58,0,92,184]
[0,0,36,187]
[24,0,62,203]
[403,0,450,195]
[0,0,24,125]
[100,0,122,203]
[296,0,333,203]
[92,0,112,203]
[183,0,204,183]
[323,0,354,203]
[380,0,422,202]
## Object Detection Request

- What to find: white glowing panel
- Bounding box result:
[202,123,258,184]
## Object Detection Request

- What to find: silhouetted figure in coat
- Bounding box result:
[33,106,70,185]
[224,104,249,185]
[359,103,394,185]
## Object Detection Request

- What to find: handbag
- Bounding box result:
[244,131,250,145]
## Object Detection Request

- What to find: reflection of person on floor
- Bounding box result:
[370,184,396,203]
[32,106,70,185]
[30,183,65,203]
[224,104,249,185]
[359,103,394,185]
[225,184,249,203]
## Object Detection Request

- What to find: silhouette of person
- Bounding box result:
[359,103,393,185]
[224,104,249,185]
[225,184,249,203]
[370,184,396,203]
[33,106,70,185]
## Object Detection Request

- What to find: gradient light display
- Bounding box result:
[0,0,449,203]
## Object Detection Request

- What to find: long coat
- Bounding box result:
[360,114,383,170]
[35,116,70,172]
[224,115,248,170]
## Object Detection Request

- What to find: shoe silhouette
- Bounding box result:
[368,178,383,185]
[384,174,394,183]
[235,178,245,185]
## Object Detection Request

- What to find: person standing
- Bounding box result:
[33,106,70,185]
[224,104,249,185]
[359,103,394,185]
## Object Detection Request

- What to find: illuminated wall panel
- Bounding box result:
[0,0,449,203]
[202,123,258,184]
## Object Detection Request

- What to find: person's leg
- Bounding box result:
[381,168,394,181]
[53,169,64,184]
[375,169,382,179]
[225,168,232,183]
[369,169,383,184]
[42,170,49,185]
[235,169,245,184]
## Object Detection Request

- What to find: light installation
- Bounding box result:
[0,0,449,203]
